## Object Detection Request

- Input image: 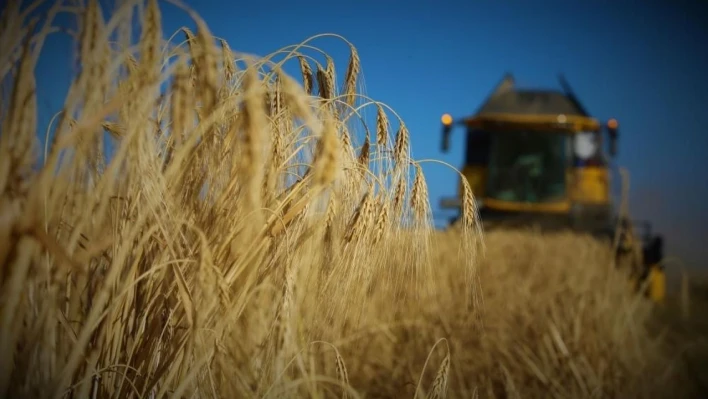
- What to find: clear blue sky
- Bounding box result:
[32,0,708,270]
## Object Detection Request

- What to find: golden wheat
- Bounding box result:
[0,1,695,398]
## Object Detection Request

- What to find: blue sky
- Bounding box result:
[31,0,708,270]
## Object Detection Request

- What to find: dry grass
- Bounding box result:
[0,1,698,398]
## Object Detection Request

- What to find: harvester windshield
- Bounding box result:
[486,131,568,204]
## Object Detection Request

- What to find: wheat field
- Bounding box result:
[0,1,703,398]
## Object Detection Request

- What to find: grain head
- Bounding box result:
[316,63,334,101]
[342,45,361,107]
[312,114,340,188]
[297,55,314,95]
[393,121,410,171]
[376,104,389,148]
[220,38,237,83]
[410,163,430,225]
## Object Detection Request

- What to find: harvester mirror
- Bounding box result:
[441,113,453,152]
[441,127,451,152]
[644,235,664,266]
[607,118,619,157]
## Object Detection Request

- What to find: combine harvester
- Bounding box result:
[438,73,666,304]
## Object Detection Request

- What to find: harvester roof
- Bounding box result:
[475,74,590,117]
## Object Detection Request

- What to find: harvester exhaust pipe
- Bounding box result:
[441,113,454,152]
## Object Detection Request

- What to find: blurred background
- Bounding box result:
[34,0,708,275]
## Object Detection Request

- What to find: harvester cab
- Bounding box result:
[438,73,665,304]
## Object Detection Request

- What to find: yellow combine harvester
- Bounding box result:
[439,73,666,303]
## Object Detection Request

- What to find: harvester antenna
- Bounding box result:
[558,73,590,117]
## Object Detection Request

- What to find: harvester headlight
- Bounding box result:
[574,132,598,160]
[441,113,453,126]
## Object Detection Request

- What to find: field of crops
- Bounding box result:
[1,1,706,398]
